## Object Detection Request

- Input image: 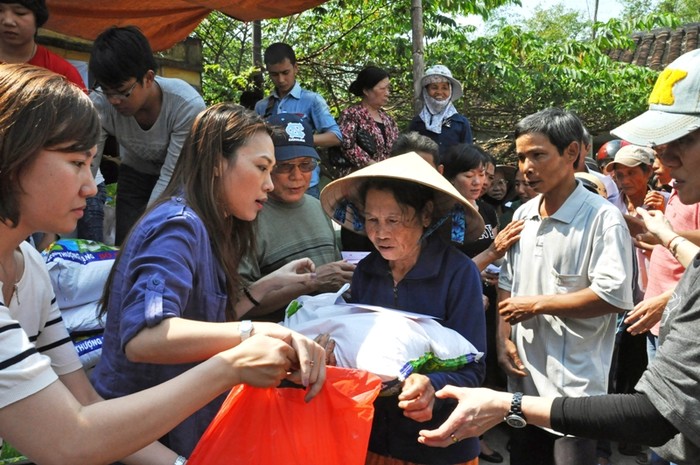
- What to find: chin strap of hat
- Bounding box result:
[419,204,466,244]
[334,199,365,232]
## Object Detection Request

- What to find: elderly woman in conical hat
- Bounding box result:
[408,65,474,157]
[320,152,487,465]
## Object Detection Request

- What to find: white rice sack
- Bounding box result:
[73,333,103,369]
[284,296,482,381]
[42,239,117,309]
[61,301,104,333]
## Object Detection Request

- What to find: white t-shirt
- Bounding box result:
[8,242,83,376]
[0,304,57,409]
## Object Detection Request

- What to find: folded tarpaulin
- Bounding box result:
[45,0,329,51]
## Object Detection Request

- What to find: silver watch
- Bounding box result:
[504,392,527,428]
[239,319,253,341]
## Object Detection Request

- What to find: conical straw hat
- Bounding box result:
[320,152,485,242]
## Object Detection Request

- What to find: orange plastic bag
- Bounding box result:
[188,366,382,465]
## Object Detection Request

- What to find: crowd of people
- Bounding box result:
[2,1,700,464]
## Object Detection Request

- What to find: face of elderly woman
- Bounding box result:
[364,77,391,109]
[363,188,430,266]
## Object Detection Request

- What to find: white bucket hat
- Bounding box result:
[612,49,700,146]
[320,152,484,243]
[420,65,463,102]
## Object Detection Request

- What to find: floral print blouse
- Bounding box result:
[337,103,399,175]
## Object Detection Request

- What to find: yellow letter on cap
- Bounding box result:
[648,69,688,106]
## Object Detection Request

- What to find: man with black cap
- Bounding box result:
[239,113,355,321]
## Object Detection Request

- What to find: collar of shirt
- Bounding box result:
[273,81,302,100]
[523,181,590,225]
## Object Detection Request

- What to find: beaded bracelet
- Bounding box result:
[242,287,260,306]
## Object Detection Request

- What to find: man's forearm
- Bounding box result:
[313,131,341,147]
[533,288,624,318]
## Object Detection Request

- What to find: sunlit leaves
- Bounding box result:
[193,0,678,139]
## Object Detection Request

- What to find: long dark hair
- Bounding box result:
[101,104,271,320]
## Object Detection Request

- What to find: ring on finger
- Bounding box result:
[450,433,459,443]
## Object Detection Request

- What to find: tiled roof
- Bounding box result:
[608,23,700,69]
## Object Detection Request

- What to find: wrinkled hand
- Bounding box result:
[625,292,670,336]
[644,191,666,213]
[632,232,659,251]
[268,258,316,290]
[397,374,436,422]
[496,337,527,378]
[312,260,356,293]
[418,386,508,447]
[637,208,675,241]
[499,296,537,325]
[254,324,326,402]
[489,220,525,259]
[314,333,337,366]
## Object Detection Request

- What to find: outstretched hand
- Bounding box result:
[417,387,508,447]
[624,291,670,336]
[268,258,317,289]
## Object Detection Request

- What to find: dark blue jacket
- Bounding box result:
[409,113,474,157]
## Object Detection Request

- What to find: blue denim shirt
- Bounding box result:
[92,196,227,456]
[255,82,342,189]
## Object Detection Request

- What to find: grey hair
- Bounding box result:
[391,131,440,165]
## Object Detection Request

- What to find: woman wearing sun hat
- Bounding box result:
[408,65,473,156]
[320,153,486,465]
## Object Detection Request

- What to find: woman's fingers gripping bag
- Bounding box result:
[187,366,382,465]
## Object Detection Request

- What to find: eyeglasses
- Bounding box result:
[91,80,139,101]
[272,159,318,174]
[492,179,508,187]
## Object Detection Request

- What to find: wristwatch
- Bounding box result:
[239,320,253,341]
[504,392,527,428]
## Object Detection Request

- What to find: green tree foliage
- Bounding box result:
[446,11,677,138]
[194,0,675,145]
[621,0,700,22]
[194,12,258,103]
[523,4,591,41]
